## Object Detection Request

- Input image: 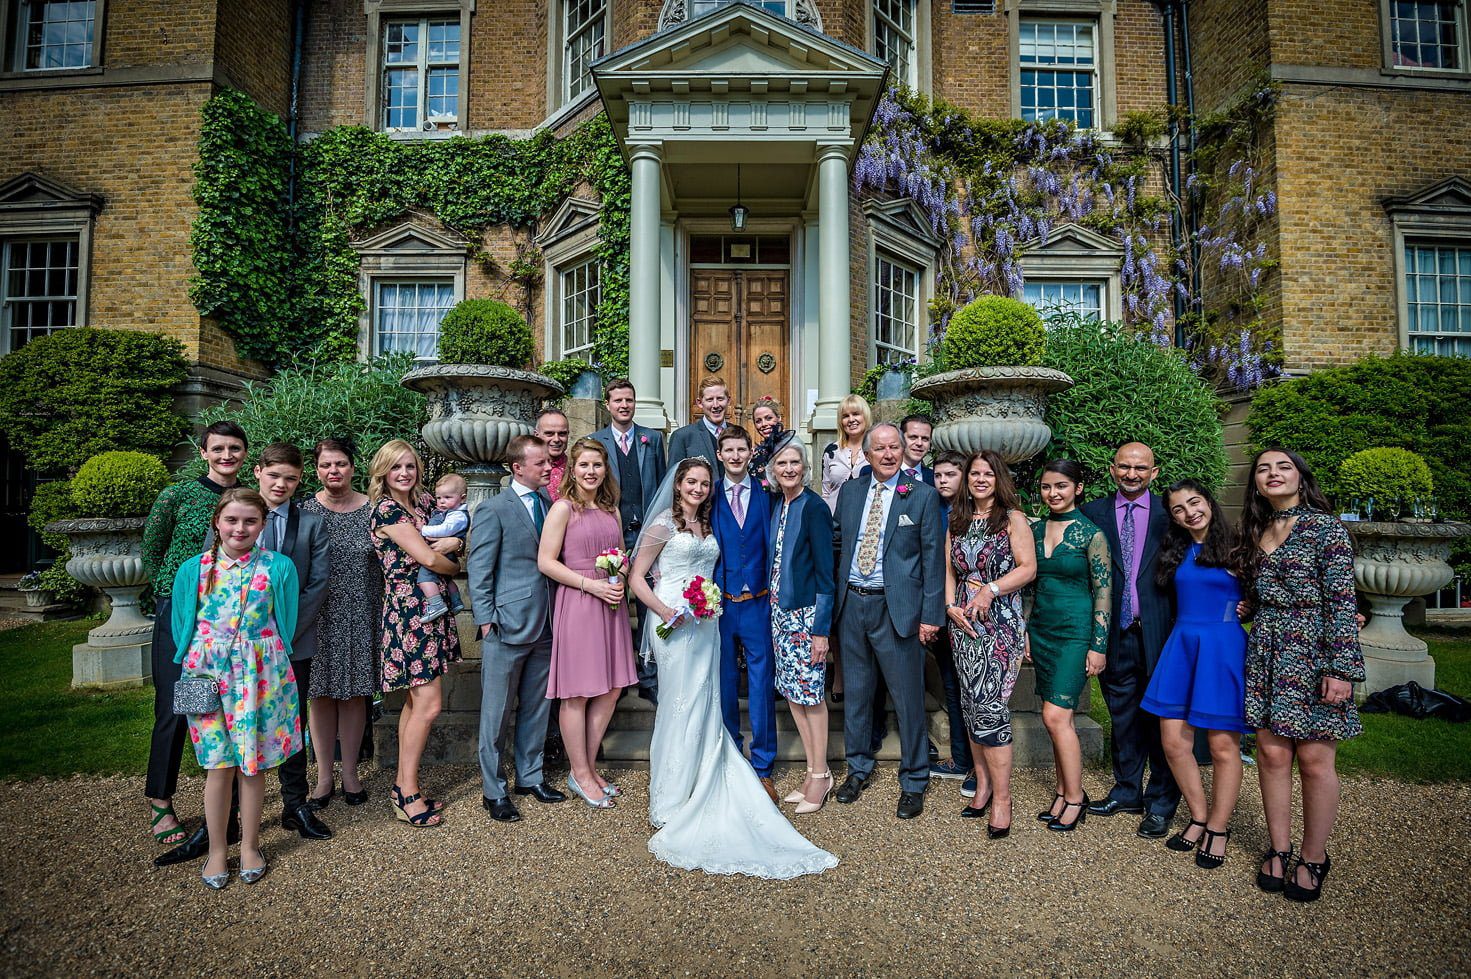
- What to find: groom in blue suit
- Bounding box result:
[710,426,778,802]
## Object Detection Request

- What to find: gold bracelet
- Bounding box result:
[579,576,586,593]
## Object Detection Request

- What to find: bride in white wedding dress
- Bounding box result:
[629,457,838,879]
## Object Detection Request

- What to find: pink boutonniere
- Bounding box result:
[896,483,913,497]
[759,478,770,491]
[640,434,650,445]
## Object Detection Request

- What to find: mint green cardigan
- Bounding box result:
[170,549,300,664]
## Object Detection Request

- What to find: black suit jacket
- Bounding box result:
[1080,492,1174,671]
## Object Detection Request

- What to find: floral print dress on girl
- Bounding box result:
[175,548,302,774]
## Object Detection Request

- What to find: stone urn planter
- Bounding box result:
[45,516,152,689]
[909,366,1074,464]
[401,365,563,507]
[20,586,52,608]
[1344,519,1471,696]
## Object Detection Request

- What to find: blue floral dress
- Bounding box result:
[180,548,302,773]
[372,494,463,692]
[769,500,823,706]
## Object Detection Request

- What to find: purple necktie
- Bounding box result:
[731,484,745,527]
[1121,502,1137,625]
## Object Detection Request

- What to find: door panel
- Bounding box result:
[689,269,789,429]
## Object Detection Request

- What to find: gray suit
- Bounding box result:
[666,419,721,470]
[467,483,555,801]
[832,473,946,792]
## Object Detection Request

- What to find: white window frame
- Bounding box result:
[380,15,461,132]
[1401,240,1471,356]
[561,0,607,105]
[1006,0,1116,130]
[863,197,941,368]
[1387,177,1471,357]
[370,279,457,360]
[547,0,611,117]
[537,196,604,361]
[1381,0,1471,77]
[362,0,473,135]
[1016,222,1124,322]
[1023,278,1106,321]
[353,221,469,360]
[873,0,917,90]
[5,0,100,73]
[555,255,601,362]
[0,172,98,355]
[873,252,922,364]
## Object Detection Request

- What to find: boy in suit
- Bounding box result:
[711,426,777,801]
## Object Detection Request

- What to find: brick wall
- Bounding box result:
[931,3,1010,116]
[1269,0,1382,71]
[299,0,366,132]
[103,0,216,68]
[214,0,293,115]
[1186,0,1271,113]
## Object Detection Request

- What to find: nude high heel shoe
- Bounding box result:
[785,769,814,804]
[795,771,833,814]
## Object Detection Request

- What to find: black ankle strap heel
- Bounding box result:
[1194,827,1231,870]
[1283,852,1331,902]
[1255,844,1294,893]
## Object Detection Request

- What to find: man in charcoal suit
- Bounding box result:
[666,375,730,469]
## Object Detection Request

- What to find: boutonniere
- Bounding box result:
[759,478,770,491]
[639,434,650,445]
[896,483,912,497]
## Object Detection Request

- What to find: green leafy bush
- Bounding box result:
[1040,317,1226,500]
[70,451,171,518]
[0,328,189,474]
[537,357,594,394]
[1336,448,1434,509]
[28,480,77,553]
[188,352,429,493]
[36,561,87,607]
[437,299,534,368]
[937,295,1046,370]
[1248,353,1471,519]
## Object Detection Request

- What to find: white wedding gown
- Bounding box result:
[645,520,838,879]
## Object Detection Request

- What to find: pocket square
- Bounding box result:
[898,514,915,527]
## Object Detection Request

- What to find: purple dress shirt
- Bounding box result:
[1114,491,1149,625]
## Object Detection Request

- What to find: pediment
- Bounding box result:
[1385,176,1471,215]
[0,171,103,212]
[354,221,470,254]
[863,196,943,249]
[536,197,602,247]
[1021,222,1123,257]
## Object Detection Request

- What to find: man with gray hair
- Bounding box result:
[830,422,947,819]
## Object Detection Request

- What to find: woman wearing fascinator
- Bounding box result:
[628,454,838,879]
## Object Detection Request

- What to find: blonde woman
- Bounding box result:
[820,393,872,511]
[368,439,464,828]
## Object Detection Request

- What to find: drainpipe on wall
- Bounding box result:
[287,0,306,228]
[1179,0,1203,318]
[1158,0,1187,347]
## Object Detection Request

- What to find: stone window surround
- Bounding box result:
[869,0,930,94]
[1379,0,1471,80]
[547,0,613,115]
[0,172,101,354]
[536,196,603,361]
[0,0,107,77]
[864,197,941,366]
[362,0,475,135]
[353,221,469,358]
[1005,0,1116,130]
[1386,177,1471,354]
[1017,221,1124,322]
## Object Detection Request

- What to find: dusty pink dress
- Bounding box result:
[547,506,638,699]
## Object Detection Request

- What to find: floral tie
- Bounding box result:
[856,483,887,578]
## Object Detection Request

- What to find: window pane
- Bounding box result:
[427,67,458,119]
[565,0,607,101]
[1024,280,1104,321]
[426,21,460,62]
[559,257,601,360]
[23,0,95,70]
[874,0,918,88]
[2,237,80,351]
[375,280,454,359]
[1019,20,1097,127]
[1390,1,1463,70]
[1403,241,1471,357]
[874,255,920,364]
[384,21,420,64]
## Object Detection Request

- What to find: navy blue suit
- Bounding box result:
[712,475,777,778]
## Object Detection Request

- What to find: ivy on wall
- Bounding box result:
[190,93,631,375]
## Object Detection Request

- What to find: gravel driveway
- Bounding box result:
[3,767,1466,976]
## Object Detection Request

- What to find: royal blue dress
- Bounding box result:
[1141,544,1248,733]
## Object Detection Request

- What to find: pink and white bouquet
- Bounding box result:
[656,576,723,639]
[594,547,630,586]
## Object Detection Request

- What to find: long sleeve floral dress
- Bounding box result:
[1245,505,1365,740]
[1027,511,1111,710]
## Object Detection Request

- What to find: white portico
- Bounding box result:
[593,2,887,440]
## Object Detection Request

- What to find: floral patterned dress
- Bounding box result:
[769,500,823,706]
[181,548,302,773]
[1245,505,1365,740]
[948,516,1026,746]
[371,494,463,692]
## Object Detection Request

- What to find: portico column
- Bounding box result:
[628,142,670,430]
[813,141,853,435]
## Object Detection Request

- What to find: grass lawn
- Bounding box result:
[2,621,1468,783]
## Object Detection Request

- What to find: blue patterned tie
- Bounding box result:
[1120,502,1137,625]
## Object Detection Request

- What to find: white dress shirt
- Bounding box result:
[847,471,901,587]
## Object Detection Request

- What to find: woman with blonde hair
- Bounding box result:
[819,393,872,704]
[539,437,637,807]
[749,397,786,489]
[368,439,464,827]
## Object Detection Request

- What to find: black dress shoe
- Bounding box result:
[281,805,333,840]
[1087,797,1144,817]
[153,816,241,867]
[483,796,522,822]
[834,772,871,804]
[1137,812,1171,839]
[897,790,925,820]
[513,783,567,804]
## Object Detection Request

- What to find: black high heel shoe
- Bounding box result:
[1047,792,1088,832]
[987,801,1012,839]
[1195,827,1231,870]
[959,791,993,819]
[308,785,335,811]
[1283,852,1331,902]
[1255,844,1294,893]
[1036,793,1063,822]
[1166,819,1207,852]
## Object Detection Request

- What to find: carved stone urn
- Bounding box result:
[909,366,1074,464]
[401,365,563,507]
[46,516,152,689]
[1345,520,1470,696]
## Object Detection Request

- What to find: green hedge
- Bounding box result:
[939,295,1046,370]
[1337,447,1434,508]
[438,299,534,367]
[71,451,172,519]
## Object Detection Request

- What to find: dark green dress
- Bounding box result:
[1028,511,1111,709]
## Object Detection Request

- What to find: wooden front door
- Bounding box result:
[689,269,788,427]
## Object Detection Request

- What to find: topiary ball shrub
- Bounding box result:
[437,299,534,368]
[1336,447,1434,509]
[938,295,1046,370]
[0,327,189,474]
[71,451,172,518]
[1040,319,1226,500]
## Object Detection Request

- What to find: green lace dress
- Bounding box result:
[1027,510,1111,709]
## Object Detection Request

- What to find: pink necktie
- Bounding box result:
[731,484,745,527]
[619,432,631,455]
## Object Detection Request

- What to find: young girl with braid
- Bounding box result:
[170,488,303,889]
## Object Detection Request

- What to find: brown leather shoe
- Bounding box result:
[759,777,778,804]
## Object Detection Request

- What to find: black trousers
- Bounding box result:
[144,597,185,800]
[1099,623,1180,818]
[277,656,312,811]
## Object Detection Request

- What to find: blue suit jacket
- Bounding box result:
[711,477,771,599]
[768,488,836,636]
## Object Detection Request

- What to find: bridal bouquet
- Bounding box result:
[655,576,723,639]
[594,547,629,585]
